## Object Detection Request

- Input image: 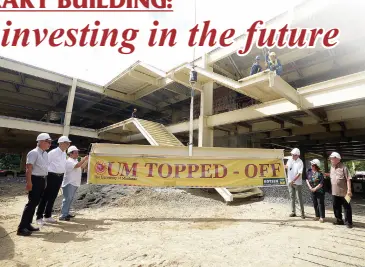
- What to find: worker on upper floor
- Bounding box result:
[266,51,283,76]
[131,108,137,118]
[250,55,264,76]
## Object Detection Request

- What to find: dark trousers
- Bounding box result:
[36,172,63,219]
[333,195,352,225]
[311,192,325,218]
[18,175,46,229]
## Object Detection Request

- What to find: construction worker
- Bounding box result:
[17,133,52,236]
[131,108,137,118]
[250,55,263,75]
[36,136,71,225]
[328,152,353,228]
[266,51,283,75]
[59,146,89,221]
[285,148,305,219]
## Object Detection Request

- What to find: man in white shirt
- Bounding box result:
[17,133,52,236]
[59,146,88,221]
[36,136,71,225]
[285,148,305,219]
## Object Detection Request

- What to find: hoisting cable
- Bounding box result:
[188,0,198,157]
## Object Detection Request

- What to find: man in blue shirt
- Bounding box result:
[250,55,263,75]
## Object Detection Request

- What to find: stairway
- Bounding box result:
[135,119,184,147]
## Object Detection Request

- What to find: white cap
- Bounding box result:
[58,136,71,143]
[67,145,79,153]
[36,133,52,141]
[329,152,341,159]
[290,148,300,155]
[310,159,321,166]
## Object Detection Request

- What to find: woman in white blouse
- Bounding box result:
[59,146,88,221]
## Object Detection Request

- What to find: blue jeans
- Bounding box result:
[60,184,78,218]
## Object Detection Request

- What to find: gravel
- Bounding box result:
[53,185,224,211]
[53,183,333,212]
[261,185,333,206]
[1,176,334,211]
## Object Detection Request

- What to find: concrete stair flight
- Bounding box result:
[135,119,184,147]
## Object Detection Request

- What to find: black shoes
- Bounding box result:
[27,225,40,232]
[17,228,32,236]
[333,220,353,228]
[333,220,345,225]
[66,214,75,218]
[17,224,40,236]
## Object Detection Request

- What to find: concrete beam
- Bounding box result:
[187,65,270,101]
[168,71,204,92]
[0,115,63,134]
[0,57,158,111]
[0,115,127,143]
[270,74,322,121]
[122,71,365,142]
[209,71,365,127]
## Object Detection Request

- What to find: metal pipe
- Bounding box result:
[189,87,195,156]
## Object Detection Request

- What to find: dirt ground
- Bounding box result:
[1,180,365,267]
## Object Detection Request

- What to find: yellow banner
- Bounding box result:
[88,155,286,187]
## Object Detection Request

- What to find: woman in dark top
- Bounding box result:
[306,159,325,223]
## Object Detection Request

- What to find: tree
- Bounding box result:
[0,153,21,170]
[344,160,365,176]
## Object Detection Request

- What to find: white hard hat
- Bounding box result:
[269,51,276,56]
[58,136,71,143]
[290,148,300,155]
[329,152,341,159]
[67,145,79,153]
[36,133,52,141]
[310,159,321,166]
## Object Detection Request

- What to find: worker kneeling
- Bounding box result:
[59,146,88,221]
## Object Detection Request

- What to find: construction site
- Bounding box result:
[1,1,365,266]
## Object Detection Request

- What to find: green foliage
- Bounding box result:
[343,160,365,176]
[0,153,21,170]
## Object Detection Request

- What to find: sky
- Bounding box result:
[0,0,303,85]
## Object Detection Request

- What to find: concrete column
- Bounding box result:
[63,78,77,136]
[198,54,214,147]
[198,82,214,147]
[229,132,238,147]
